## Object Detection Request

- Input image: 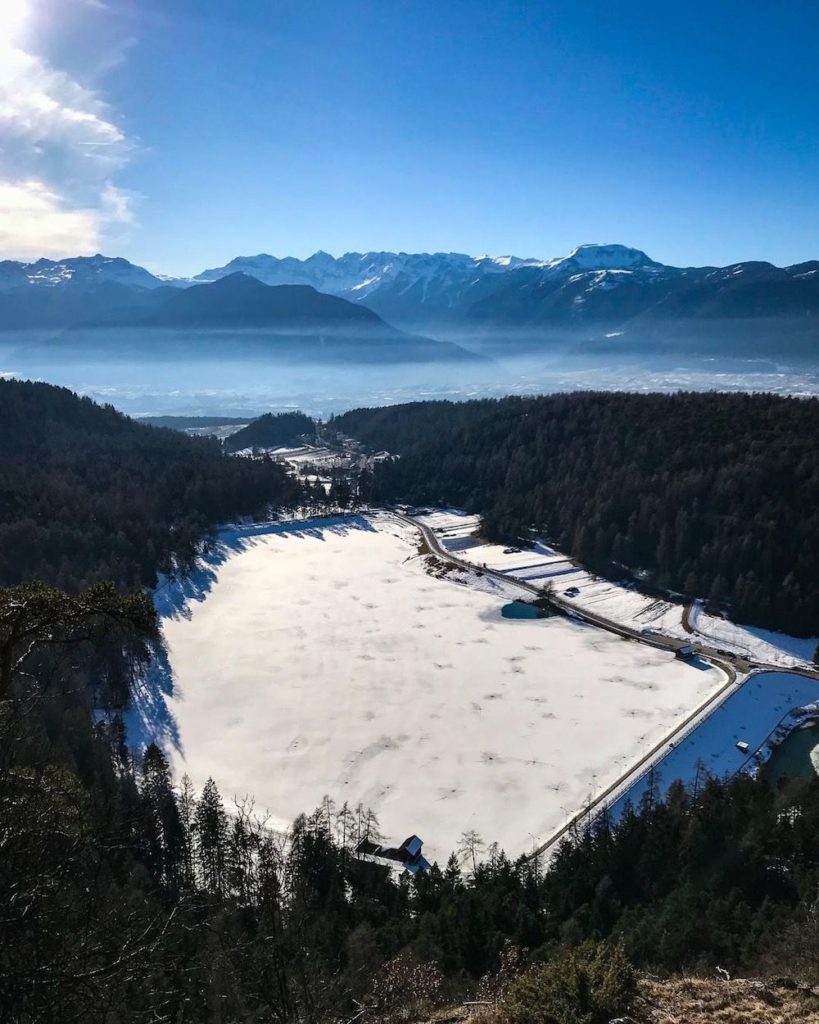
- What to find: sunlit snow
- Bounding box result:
[143,513,726,862]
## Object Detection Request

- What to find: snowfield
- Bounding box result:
[146,513,728,863]
[687,600,818,669]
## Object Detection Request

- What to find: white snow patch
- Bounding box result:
[687,600,817,669]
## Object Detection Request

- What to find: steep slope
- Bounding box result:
[540,242,661,272]
[0,254,170,292]
[0,377,301,589]
[0,255,182,330]
[466,254,819,327]
[192,244,665,326]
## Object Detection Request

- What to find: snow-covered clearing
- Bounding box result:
[415,509,816,670]
[144,513,726,863]
[232,443,343,467]
[687,600,818,670]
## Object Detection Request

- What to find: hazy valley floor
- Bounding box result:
[2,346,818,418]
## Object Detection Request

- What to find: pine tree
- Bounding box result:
[177,773,197,888]
[195,777,228,895]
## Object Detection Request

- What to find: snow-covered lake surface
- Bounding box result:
[141,513,727,863]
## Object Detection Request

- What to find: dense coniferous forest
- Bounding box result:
[0,379,303,590]
[224,411,315,452]
[335,392,819,634]
[139,414,252,430]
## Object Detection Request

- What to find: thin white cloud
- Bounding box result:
[0,17,136,260]
[0,46,130,176]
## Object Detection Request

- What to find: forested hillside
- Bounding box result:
[0,379,303,590]
[335,392,819,634]
[224,410,315,452]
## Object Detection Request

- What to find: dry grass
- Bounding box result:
[637,976,819,1023]
[422,553,456,578]
[416,976,819,1024]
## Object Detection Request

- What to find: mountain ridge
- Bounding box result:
[2,247,819,362]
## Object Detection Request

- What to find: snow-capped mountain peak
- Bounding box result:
[0,254,169,292]
[547,243,658,272]
[3,245,818,338]
[475,254,541,271]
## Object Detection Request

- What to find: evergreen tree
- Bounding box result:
[140,742,184,888]
[195,777,229,895]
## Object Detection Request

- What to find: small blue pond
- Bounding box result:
[501,601,544,620]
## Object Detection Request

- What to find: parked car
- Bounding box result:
[564,586,580,598]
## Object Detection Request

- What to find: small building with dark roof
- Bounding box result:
[355,833,431,874]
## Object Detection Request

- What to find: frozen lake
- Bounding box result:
[144,513,727,862]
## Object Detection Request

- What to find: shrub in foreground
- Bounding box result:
[500,941,637,1024]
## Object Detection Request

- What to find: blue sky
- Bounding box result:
[3,0,819,274]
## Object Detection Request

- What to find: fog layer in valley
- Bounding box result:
[2,322,818,417]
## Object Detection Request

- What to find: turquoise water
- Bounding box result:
[765,720,819,787]
[501,601,544,620]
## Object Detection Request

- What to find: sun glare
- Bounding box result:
[0,0,29,46]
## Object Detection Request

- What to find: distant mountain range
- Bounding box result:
[191,246,819,336]
[14,271,480,364]
[2,245,819,363]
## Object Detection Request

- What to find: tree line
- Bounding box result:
[0,378,304,591]
[334,392,819,635]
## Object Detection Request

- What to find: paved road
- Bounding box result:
[388,510,818,859]
[396,510,736,667]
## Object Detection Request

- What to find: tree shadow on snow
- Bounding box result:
[125,637,182,753]
[135,513,376,753]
